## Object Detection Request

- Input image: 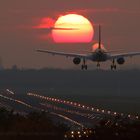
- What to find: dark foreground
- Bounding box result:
[0,108,68,140]
[0,108,140,140]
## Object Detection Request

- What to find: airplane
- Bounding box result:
[37,25,140,70]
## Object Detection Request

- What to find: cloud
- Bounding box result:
[33,17,56,29]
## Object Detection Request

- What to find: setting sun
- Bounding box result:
[52,14,94,43]
[92,43,106,51]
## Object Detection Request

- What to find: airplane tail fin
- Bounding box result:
[98,24,101,50]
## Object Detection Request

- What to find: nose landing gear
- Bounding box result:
[97,62,100,68]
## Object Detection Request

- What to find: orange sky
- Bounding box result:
[0,0,140,69]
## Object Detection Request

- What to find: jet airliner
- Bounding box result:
[37,25,140,70]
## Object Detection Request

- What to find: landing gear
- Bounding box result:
[97,62,100,68]
[81,65,87,70]
[111,65,116,70]
[81,59,87,70]
[111,59,117,70]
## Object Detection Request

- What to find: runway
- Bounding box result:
[0,89,139,129]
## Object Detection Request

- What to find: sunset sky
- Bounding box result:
[0,0,140,69]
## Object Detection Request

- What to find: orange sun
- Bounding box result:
[92,43,106,50]
[52,14,94,43]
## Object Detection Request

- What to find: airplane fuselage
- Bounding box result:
[88,49,109,62]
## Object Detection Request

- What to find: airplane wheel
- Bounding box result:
[81,65,87,70]
[97,63,100,67]
[111,65,117,70]
[111,65,113,70]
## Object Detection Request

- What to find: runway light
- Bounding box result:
[77,131,80,134]
[121,113,124,116]
[84,131,86,134]
[115,123,118,126]
[89,130,92,133]
[79,135,81,138]
[27,92,131,122]
[71,135,74,138]
[64,135,67,138]
[114,112,117,115]
[108,111,111,114]
[71,131,74,134]
[102,110,105,113]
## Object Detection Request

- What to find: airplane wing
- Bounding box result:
[109,52,140,59]
[36,49,88,59]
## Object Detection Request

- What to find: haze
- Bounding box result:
[0,0,140,69]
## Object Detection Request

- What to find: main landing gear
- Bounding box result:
[97,62,100,68]
[81,59,87,70]
[111,59,117,70]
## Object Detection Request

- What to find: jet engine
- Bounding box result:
[117,57,125,65]
[73,57,81,65]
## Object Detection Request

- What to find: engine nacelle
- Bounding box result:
[73,57,81,65]
[117,57,125,65]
